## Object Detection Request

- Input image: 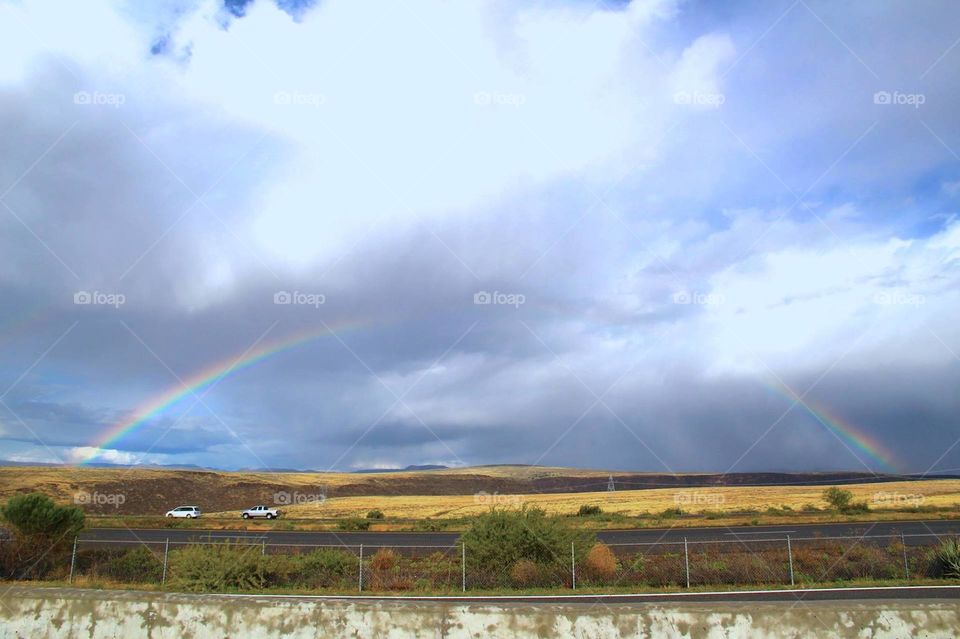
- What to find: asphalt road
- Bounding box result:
[78,518,960,550]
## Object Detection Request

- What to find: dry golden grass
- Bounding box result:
[219,479,960,519]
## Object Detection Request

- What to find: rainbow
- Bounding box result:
[79,318,373,464]
[762,378,899,472]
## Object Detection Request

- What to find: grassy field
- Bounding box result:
[2,465,959,530]
[209,479,960,519]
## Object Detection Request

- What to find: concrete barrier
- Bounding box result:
[1,587,958,638]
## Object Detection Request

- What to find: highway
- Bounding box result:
[78,518,960,550]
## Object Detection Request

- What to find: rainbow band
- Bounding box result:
[762,378,899,472]
[80,319,370,464]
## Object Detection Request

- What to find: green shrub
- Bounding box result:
[366,509,385,520]
[99,547,163,583]
[167,543,278,592]
[577,505,602,516]
[0,493,84,541]
[414,578,432,591]
[337,518,370,531]
[289,549,356,588]
[659,507,683,519]
[461,507,593,584]
[0,493,84,579]
[844,501,870,514]
[929,538,960,579]
[412,519,445,532]
[822,487,853,511]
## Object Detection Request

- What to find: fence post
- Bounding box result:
[162,538,169,586]
[262,540,266,556]
[684,537,690,588]
[358,544,363,592]
[571,542,576,590]
[68,537,78,584]
[786,535,794,586]
[461,542,466,592]
[900,533,909,579]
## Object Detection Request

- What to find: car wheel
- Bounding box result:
[267,513,274,519]
[166,514,173,518]
[242,513,249,519]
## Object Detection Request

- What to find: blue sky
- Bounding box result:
[0,0,958,473]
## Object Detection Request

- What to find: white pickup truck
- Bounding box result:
[241,505,282,519]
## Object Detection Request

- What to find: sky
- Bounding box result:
[0,0,958,474]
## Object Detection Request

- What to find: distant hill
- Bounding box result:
[352,464,449,474]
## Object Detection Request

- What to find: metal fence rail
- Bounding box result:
[49,531,957,593]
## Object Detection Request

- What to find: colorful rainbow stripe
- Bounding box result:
[79,319,372,465]
[762,378,899,472]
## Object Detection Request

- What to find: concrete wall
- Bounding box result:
[1,587,958,638]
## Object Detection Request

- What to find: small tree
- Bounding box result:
[0,493,84,579]
[461,507,594,585]
[823,487,853,512]
[0,492,84,542]
[366,509,385,520]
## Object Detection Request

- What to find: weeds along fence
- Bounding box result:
[45,532,958,593]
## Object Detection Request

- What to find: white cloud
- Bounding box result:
[143,0,736,265]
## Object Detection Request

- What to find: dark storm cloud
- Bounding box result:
[1,0,959,472]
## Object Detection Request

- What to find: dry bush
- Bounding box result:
[585,543,618,580]
[369,548,398,571]
[510,559,539,587]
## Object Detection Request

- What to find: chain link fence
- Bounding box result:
[22,531,957,593]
